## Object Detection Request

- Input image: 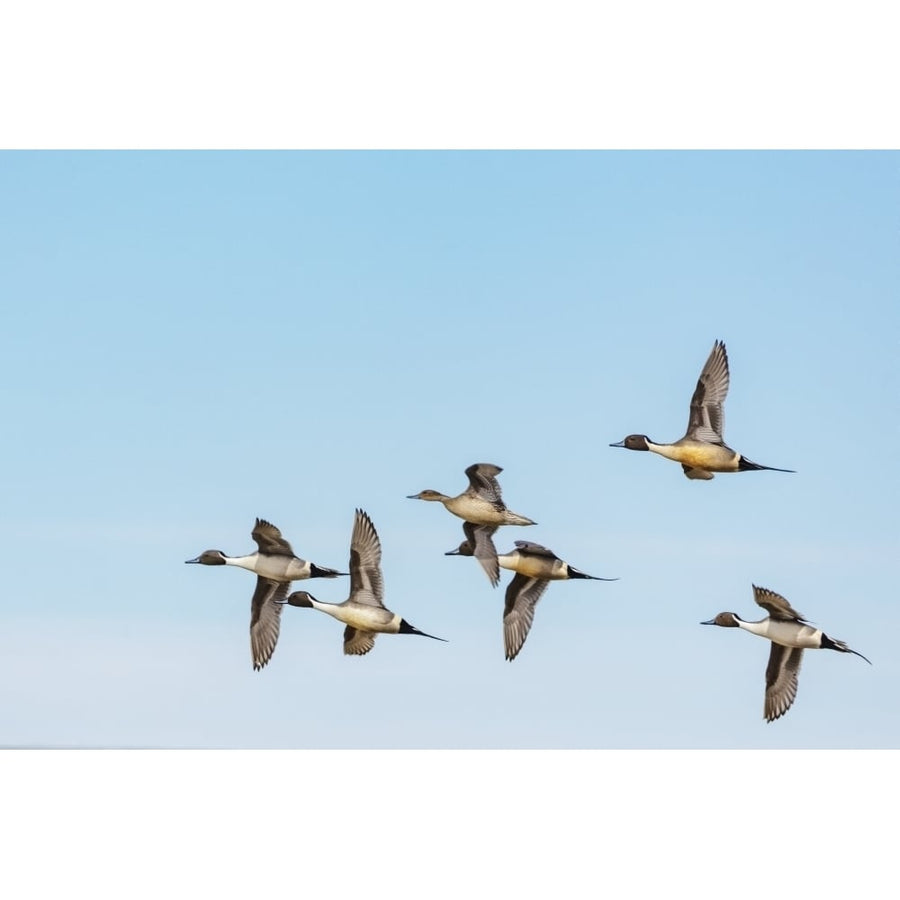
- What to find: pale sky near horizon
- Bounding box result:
[1,150,897,750]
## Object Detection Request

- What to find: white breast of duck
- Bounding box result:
[650,439,739,471]
[497,551,566,580]
[737,618,823,649]
[225,553,314,582]
[315,602,400,633]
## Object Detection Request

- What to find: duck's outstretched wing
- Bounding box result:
[250,578,287,670]
[503,574,551,661]
[752,584,805,621]
[465,463,505,504]
[686,340,730,443]
[349,509,384,608]
[764,643,803,722]
[464,520,500,587]
[512,540,559,559]
[343,626,377,656]
[252,518,295,556]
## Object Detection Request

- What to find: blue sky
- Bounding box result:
[2,150,896,750]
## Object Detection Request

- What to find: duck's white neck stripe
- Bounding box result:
[223,554,259,574]
[736,618,769,638]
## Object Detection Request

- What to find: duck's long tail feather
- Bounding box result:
[822,633,872,665]
[738,457,795,473]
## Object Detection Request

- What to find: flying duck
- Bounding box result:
[408,463,536,585]
[447,538,617,661]
[185,517,346,670]
[281,508,445,656]
[702,584,871,722]
[610,340,794,479]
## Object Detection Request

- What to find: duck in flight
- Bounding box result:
[185,518,347,670]
[408,463,536,586]
[702,584,871,722]
[446,538,617,661]
[281,508,446,656]
[610,340,794,480]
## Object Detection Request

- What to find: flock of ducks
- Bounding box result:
[185,340,870,723]
[186,510,444,663]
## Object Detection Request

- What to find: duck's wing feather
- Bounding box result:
[343,626,377,656]
[252,518,295,556]
[686,340,730,443]
[764,644,803,722]
[512,541,558,559]
[464,521,500,587]
[503,574,551,661]
[249,578,287,670]
[752,584,805,621]
[464,463,505,504]
[349,509,384,608]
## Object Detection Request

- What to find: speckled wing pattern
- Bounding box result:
[752,585,805,622]
[685,340,730,444]
[764,643,803,722]
[503,573,551,661]
[464,463,505,508]
[348,509,384,608]
[343,625,377,656]
[464,520,500,587]
[249,578,288,670]
[251,518,295,557]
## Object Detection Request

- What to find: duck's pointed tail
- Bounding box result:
[505,510,537,526]
[738,456,795,473]
[822,633,872,665]
[310,563,349,578]
[399,619,447,642]
[567,565,619,582]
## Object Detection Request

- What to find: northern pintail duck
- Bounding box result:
[185,518,347,670]
[702,585,871,722]
[281,508,446,656]
[447,539,617,661]
[610,340,794,480]
[408,463,537,586]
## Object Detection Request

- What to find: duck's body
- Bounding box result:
[283,509,445,656]
[702,585,871,722]
[447,539,617,661]
[408,463,536,586]
[407,463,536,527]
[216,551,333,582]
[185,517,346,670]
[610,340,794,480]
[447,538,604,580]
[439,493,534,526]
[731,615,825,648]
[640,437,744,473]
[498,541,605,582]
